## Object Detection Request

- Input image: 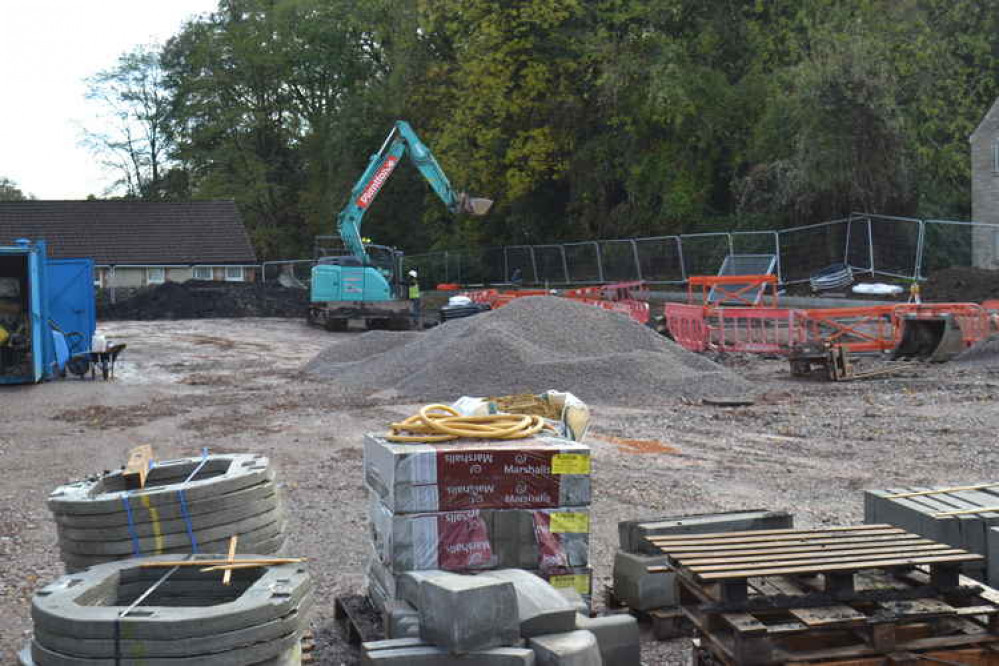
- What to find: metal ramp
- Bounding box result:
[707,254,777,305]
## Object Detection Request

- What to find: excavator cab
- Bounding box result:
[892,314,965,363]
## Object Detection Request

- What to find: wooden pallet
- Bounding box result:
[651,525,999,665]
[604,585,691,640]
[333,594,383,645]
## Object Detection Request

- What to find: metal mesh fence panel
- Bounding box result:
[480,247,508,284]
[731,231,777,256]
[505,246,536,283]
[635,236,684,283]
[599,240,640,282]
[921,220,982,278]
[679,233,731,277]
[866,214,921,279]
[777,220,851,284]
[404,252,447,287]
[845,216,873,274]
[291,211,999,291]
[533,245,568,284]
[564,242,602,283]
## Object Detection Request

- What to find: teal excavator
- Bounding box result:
[308,121,492,331]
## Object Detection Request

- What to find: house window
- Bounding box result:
[93,268,102,289]
[224,266,245,282]
[193,266,212,280]
[146,267,165,285]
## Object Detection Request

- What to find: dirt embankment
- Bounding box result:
[923,267,999,303]
[99,280,308,320]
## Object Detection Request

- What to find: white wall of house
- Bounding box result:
[96,265,257,289]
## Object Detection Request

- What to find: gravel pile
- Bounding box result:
[305,296,753,404]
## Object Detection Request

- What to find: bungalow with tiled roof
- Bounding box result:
[0,200,258,288]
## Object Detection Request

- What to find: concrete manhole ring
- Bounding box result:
[29,555,312,655]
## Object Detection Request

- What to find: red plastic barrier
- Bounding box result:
[663,303,711,352]
[710,307,809,354]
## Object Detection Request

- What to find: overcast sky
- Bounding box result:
[0,1,218,199]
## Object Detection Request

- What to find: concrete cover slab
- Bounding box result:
[362,646,535,665]
[612,551,674,611]
[618,510,793,555]
[576,614,640,666]
[418,573,519,653]
[528,630,601,666]
[480,570,576,637]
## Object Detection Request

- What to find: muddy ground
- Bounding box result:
[2,318,998,665]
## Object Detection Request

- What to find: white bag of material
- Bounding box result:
[852,283,904,295]
[447,295,473,307]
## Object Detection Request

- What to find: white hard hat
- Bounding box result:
[408,269,418,278]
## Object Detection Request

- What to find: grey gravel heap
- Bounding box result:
[865,485,999,583]
[48,453,286,572]
[305,296,753,404]
[19,555,312,665]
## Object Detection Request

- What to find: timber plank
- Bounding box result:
[697,553,983,581]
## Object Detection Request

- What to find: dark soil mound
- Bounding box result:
[923,267,999,303]
[99,280,308,320]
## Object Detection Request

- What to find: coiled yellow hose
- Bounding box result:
[386,404,553,442]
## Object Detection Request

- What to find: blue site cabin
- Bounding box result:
[0,239,95,384]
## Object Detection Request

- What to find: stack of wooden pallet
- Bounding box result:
[651,524,999,666]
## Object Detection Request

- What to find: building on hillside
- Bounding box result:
[971,97,999,268]
[0,200,257,288]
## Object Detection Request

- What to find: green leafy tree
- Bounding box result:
[0,177,31,201]
[84,46,177,199]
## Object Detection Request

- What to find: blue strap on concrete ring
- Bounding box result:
[176,489,199,554]
[174,448,209,554]
[121,494,141,556]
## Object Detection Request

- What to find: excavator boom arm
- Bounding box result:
[334,121,491,263]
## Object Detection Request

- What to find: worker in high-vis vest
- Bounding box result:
[408,269,421,324]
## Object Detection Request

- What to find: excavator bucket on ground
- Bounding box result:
[892,314,965,362]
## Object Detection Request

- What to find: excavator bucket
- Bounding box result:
[458,193,494,216]
[892,314,965,363]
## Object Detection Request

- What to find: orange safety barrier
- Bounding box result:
[710,307,810,354]
[662,303,711,352]
[687,275,779,307]
[799,306,898,353]
[664,301,996,355]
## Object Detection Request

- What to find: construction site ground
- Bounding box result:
[2,317,998,665]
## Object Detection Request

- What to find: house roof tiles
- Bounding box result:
[0,200,257,264]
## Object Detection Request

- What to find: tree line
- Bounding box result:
[81,0,999,260]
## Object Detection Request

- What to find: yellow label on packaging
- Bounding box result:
[549,574,591,595]
[551,453,590,475]
[550,512,590,534]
